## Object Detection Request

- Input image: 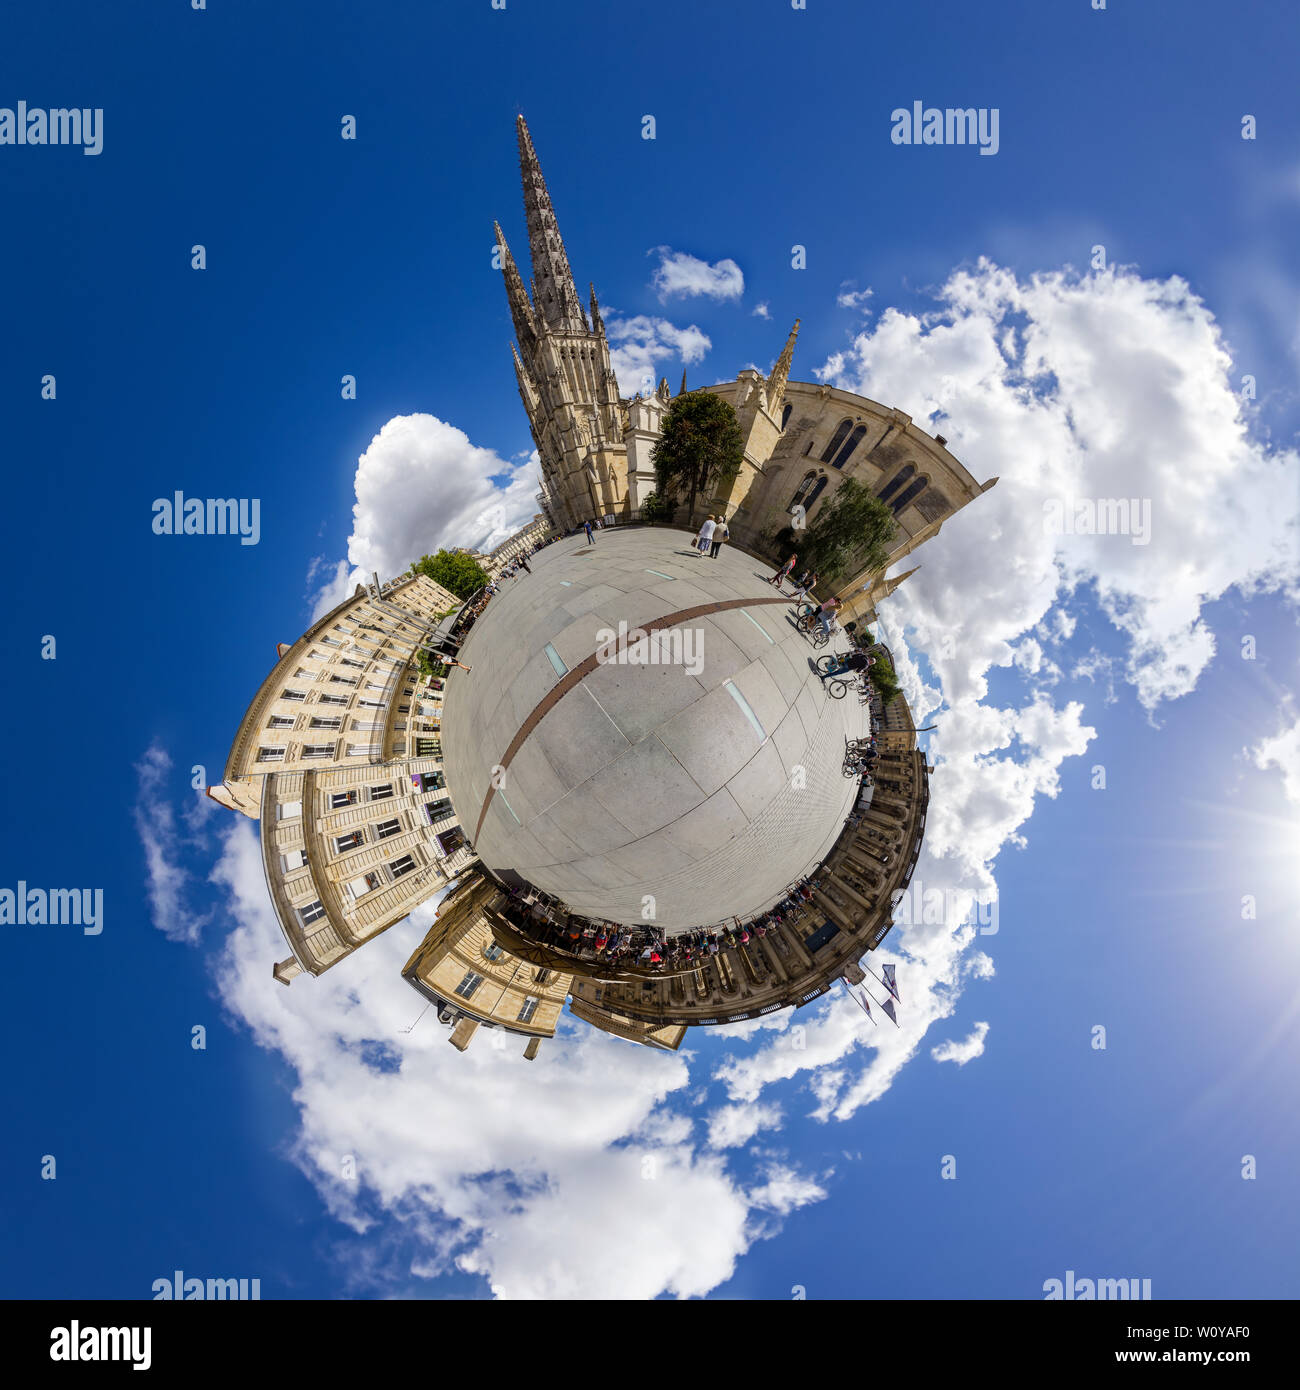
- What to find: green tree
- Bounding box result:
[868,652,902,705]
[640,491,667,525]
[411,550,488,600]
[651,391,745,528]
[798,478,897,587]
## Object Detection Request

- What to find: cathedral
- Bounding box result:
[497,115,996,611]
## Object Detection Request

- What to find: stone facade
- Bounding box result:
[209,570,477,983]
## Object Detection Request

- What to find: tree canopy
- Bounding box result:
[411,550,488,600]
[651,392,745,526]
[796,478,897,586]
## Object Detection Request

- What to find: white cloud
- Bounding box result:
[931,1022,990,1066]
[134,744,213,944]
[195,816,827,1299]
[1250,711,1300,805]
[605,314,711,397]
[309,415,539,618]
[752,301,771,319]
[836,283,873,311]
[649,247,744,302]
[706,1102,784,1150]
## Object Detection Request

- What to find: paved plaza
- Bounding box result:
[440,529,868,931]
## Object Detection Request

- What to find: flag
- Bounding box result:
[880,996,898,1025]
[882,962,900,1002]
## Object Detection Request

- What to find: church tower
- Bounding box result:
[496,117,626,531]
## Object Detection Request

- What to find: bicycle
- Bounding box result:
[796,606,831,647]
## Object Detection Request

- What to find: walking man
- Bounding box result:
[584,519,595,545]
[709,516,729,558]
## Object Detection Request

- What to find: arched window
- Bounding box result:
[831,424,867,470]
[877,463,915,505]
[890,476,929,515]
[788,470,817,512]
[781,403,793,431]
[804,475,830,511]
[820,418,853,463]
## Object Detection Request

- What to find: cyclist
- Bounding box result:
[819,649,874,682]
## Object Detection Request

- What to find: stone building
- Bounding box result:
[485,514,554,574]
[209,570,478,984]
[496,114,996,581]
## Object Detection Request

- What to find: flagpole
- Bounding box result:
[840,978,876,1024]
[863,962,900,1003]
[861,981,900,1027]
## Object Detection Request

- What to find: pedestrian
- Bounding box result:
[816,594,841,639]
[446,657,473,674]
[769,552,797,588]
[709,515,729,558]
[584,519,595,545]
[793,569,818,603]
[518,555,531,574]
[696,515,716,555]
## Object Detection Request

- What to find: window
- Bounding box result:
[303,743,334,758]
[416,738,441,758]
[370,783,394,801]
[347,872,381,900]
[318,693,348,707]
[820,418,853,463]
[281,689,306,702]
[352,721,382,731]
[424,798,452,823]
[340,657,365,669]
[482,942,504,962]
[297,899,326,926]
[830,424,867,470]
[277,800,302,820]
[535,968,552,985]
[280,849,307,872]
[803,475,830,511]
[310,716,342,730]
[374,818,402,840]
[346,743,379,758]
[781,403,793,431]
[267,715,294,729]
[454,971,484,999]
[388,854,416,878]
[329,790,357,809]
[256,746,285,763]
[333,831,364,853]
[320,637,341,648]
[331,675,358,687]
[890,476,929,514]
[788,470,818,513]
[516,996,539,1024]
[358,698,385,709]
[877,463,915,505]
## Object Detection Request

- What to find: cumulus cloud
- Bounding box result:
[605,314,711,397]
[309,415,539,618]
[706,1102,784,1150]
[836,283,873,311]
[134,744,214,944]
[931,1022,990,1066]
[1249,711,1300,805]
[752,301,771,319]
[197,817,827,1299]
[714,258,1299,1126]
[649,247,744,302]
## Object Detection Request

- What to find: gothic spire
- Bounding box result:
[589,282,604,334]
[494,221,537,350]
[679,367,688,395]
[517,115,588,333]
[766,318,800,416]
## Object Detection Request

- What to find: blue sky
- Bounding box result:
[2,0,1298,1299]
